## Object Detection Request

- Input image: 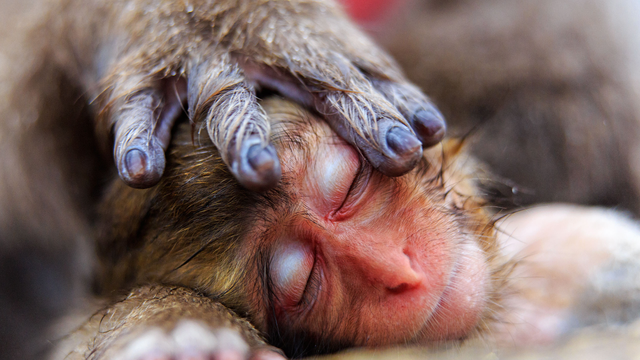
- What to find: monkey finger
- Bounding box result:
[241,60,421,177]
[113,77,187,189]
[313,80,423,177]
[189,60,281,191]
[372,79,446,148]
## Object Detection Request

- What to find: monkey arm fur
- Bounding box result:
[52,286,275,359]
[30,0,446,190]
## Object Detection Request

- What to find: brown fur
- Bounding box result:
[54,286,272,359]
[0,2,104,358]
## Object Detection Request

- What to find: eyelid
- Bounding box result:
[297,255,322,309]
[350,161,372,200]
[331,159,372,218]
[310,139,360,215]
[270,240,315,306]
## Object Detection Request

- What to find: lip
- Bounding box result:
[409,263,460,343]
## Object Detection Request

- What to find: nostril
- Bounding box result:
[384,261,422,294]
[387,282,411,294]
[384,249,423,293]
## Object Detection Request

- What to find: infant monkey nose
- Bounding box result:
[363,247,423,294]
[387,282,412,294]
[382,265,423,295]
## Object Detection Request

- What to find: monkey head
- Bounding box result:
[97,98,502,357]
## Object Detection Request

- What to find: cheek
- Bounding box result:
[309,198,489,345]
[419,238,489,341]
[270,240,314,306]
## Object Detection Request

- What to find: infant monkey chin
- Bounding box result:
[91,98,503,359]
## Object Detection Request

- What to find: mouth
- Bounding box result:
[415,239,489,343]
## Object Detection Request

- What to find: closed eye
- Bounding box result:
[297,255,322,309]
[330,158,372,220]
[310,136,361,216]
[269,238,318,312]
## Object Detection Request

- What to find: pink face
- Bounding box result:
[247,119,490,352]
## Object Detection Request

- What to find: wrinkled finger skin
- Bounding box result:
[66,0,445,189]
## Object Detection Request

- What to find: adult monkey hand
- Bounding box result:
[98,0,445,191]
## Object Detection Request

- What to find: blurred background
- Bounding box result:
[342,0,640,215]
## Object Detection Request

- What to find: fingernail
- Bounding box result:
[237,143,281,191]
[125,149,148,179]
[248,145,276,173]
[412,109,446,147]
[386,127,422,157]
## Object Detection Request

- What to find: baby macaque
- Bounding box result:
[58,100,640,360]
[75,98,500,358]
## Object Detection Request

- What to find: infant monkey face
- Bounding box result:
[247,104,491,350]
[99,99,494,357]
